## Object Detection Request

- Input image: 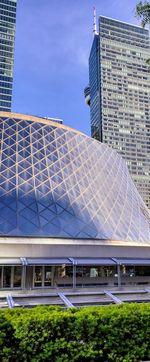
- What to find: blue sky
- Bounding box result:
[12,0,141,136]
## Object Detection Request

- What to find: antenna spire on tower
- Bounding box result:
[93,6,97,35]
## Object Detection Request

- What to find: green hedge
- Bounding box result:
[0,303,150,361]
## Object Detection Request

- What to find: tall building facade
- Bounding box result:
[85,16,150,208]
[0,0,17,111]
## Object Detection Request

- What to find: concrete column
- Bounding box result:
[22,265,26,290]
[51,266,55,287]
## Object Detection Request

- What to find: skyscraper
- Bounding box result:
[85,16,150,208]
[0,0,17,111]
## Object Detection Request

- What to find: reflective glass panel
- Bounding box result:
[121,266,150,277]
[135,266,150,277]
[44,266,51,286]
[34,266,42,287]
[13,266,22,288]
[55,266,73,278]
[76,265,116,278]
[3,266,11,288]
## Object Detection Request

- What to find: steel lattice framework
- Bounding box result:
[0,113,150,242]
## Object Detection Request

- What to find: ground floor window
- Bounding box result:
[0,266,22,289]
[54,265,73,278]
[34,266,42,287]
[33,266,52,288]
[135,266,150,276]
[54,265,117,279]
[3,266,11,288]
[13,266,22,288]
[121,265,150,278]
[44,266,52,286]
[75,266,117,278]
[0,263,150,290]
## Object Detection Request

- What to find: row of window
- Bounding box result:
[0,26,14,36]
[0,74,12,81]
[0,0,17,7]
[0,15,16,23]
[100,19,148,34]
[0,88,12,94]
[102,92,150,101]
[0,70,12,77]
[0,82,12,90]
[0,93,11,100]
[0,38,14,47]
[0,44,14,53]
[0,100,11,107]
[0,50,14,58]
[0,63,13,71]
[0,3,16,12]
[101,34,149,49]
[101,29,148,43]
[101,38,149,59]
[1,264,150,289]
[0,8,16,17]
[101,44,148,61]
[103,133,150,143]
[103,126,150,136]
[102,60,149,73]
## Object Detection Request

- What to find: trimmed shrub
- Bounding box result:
[0,303,150,361]
[0,313,16,362]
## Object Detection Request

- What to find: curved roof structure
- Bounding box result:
[0,112,150,242]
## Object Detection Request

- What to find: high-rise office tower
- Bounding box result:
[85,15,150,208]
[0,0,17,111]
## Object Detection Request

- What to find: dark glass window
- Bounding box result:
[3,266,11,288]
[34,266,42,287]
[13,266,22,288]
